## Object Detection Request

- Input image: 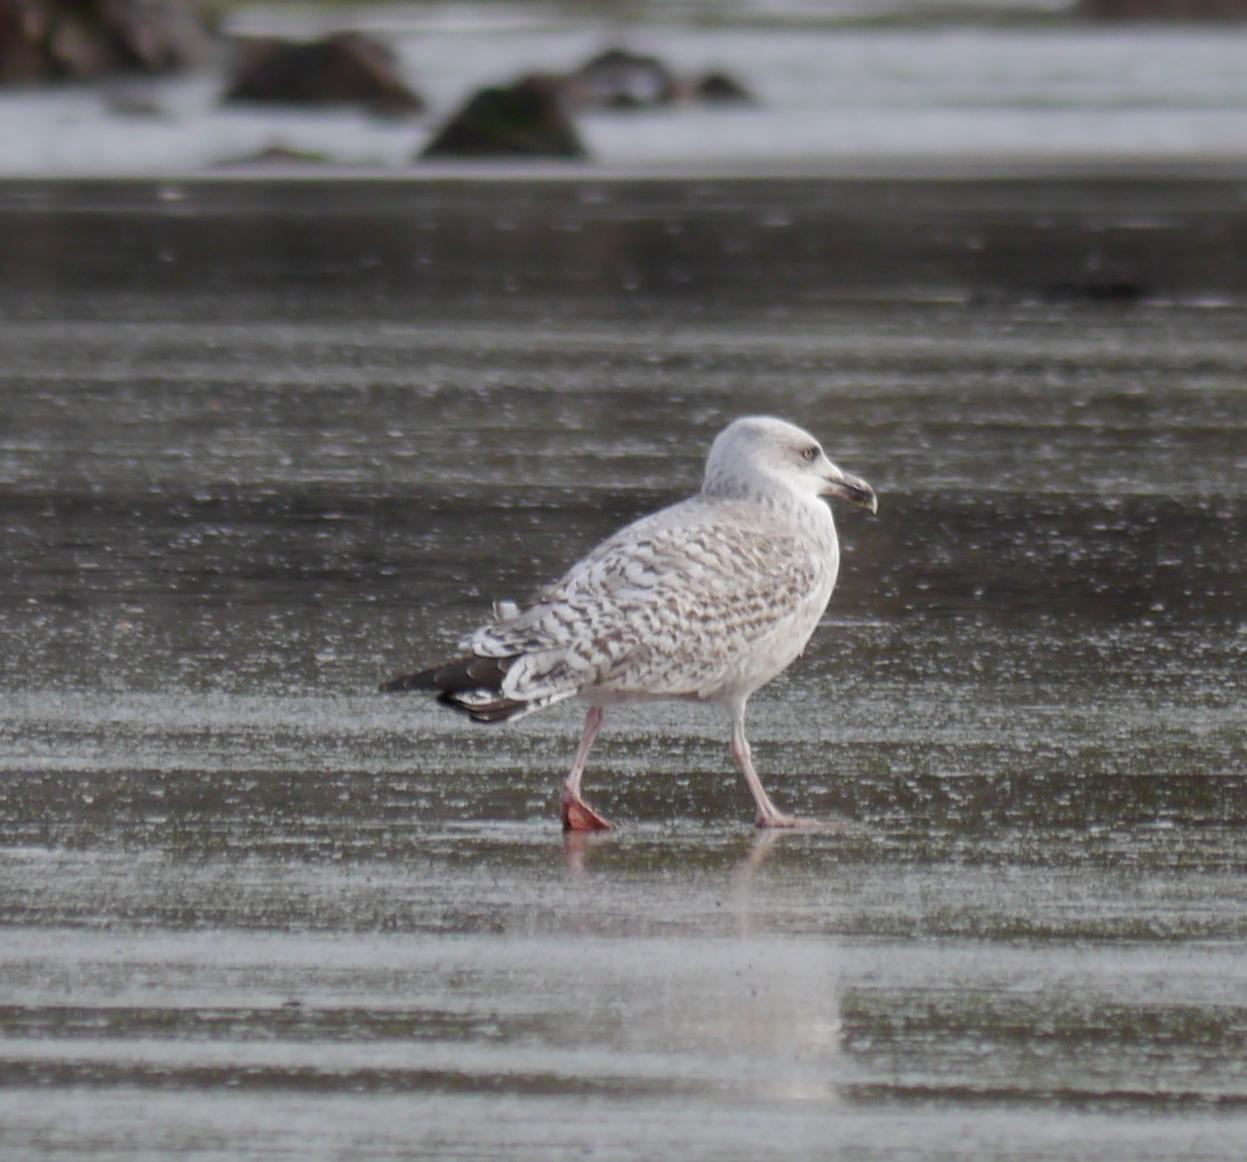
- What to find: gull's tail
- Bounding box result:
[380,655,571,724]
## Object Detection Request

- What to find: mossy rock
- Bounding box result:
[421,78,586,160]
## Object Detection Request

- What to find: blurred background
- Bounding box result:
[2,0,1247,173]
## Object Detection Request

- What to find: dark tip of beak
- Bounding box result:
[828,475,878,514]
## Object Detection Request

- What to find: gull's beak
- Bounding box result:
[823,464,878,514]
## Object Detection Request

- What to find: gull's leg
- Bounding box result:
[729,700,799,829]
[560,706,612,832]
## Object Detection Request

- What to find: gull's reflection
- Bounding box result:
[735,825,785,879]
[556,821,846,1103]
[714,831,849,1100]
[734,815,860,896]
[561,827,614,876]
[562,816,857,880]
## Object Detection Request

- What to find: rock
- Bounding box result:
[572,47,679,109]
[224,32,423,115]
[695,70,755,104]
[0,0,216,83]
[566,47,757,110]
[421,76,586,160]
[1074,0,1247,17]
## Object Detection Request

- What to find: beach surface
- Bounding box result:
[1,172,1244,1159]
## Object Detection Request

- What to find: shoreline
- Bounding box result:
[2,155,1247,186]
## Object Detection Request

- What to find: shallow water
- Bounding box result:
[0,176,1245,1159]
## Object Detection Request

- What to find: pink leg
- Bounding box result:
[560,706,612,832]
[729,701,799,829]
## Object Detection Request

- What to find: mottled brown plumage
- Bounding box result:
[381,417,876,830]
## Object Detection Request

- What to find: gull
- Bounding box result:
[381,416,877,830]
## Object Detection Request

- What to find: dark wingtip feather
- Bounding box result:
[379,654,530,723]
[446,695,530,724]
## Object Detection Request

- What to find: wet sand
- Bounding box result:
[1,174,1244,1160]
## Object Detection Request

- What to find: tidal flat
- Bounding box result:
[0,173,1244,1160]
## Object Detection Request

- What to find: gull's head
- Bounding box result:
[704,415,877,513]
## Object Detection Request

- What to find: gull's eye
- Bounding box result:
[801,445,820,462]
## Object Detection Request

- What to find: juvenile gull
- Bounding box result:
[381,416,877,830]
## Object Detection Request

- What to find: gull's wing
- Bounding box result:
[464,495,830,704]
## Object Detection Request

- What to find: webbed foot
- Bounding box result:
[561,791,613,832]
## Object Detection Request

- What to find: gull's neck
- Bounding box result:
[703,469,836,539]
